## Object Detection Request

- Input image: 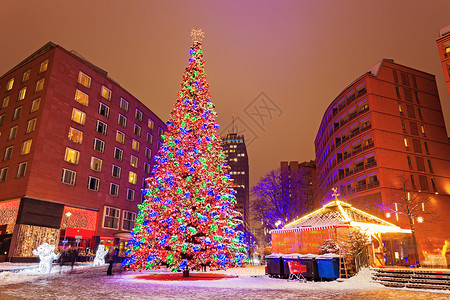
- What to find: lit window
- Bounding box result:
[8,126,18,140]
[22,69,31,82]
[75,89,89,106]
[0,114,5,126]
[21,139,32,155]
[93,138,105,153]
[64,147,80,164]
[421,124,426,135]
[87,176,100,192]
[116,130,125,144]
[16,162,27,178]
[90,157,103,172]
[144,162,151,174]
[30,98,41,113]
[68,127,83,144]
[96,120,108,135]
[120,98,129,111]
[126,189,135,201]
[71,108,86,125]
[35,78,45,92]
[147,133,153,144]
[129,171,137,184]
[98,103,110,118]
[122,210,136,230]
[145,147,152,159]
[132,139,140,152]
[0,167,8,182]
[61,168,76,185]
[110,183,119,197]
[12,106,22,121]
[78,71,91,88]
[130,155,138,168]
[398,103,403,113]
[3,146,13,161]
[135,109,143,121]
[114,147,123,161]
[5,78,14,91]
[18,87,26,101]
[2,96,9,109]
[148,118,154,130]
[118,114,127,128]
[134,124,142,136]
[39,59,49,73]
[26,118,37,133]
[101,86,111,100]
[112,164,121,178]
[404,137,409,148]
[103,206,120,229]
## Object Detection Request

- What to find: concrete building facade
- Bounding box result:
[436,25,450,101]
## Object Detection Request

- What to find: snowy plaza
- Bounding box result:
[1,264,449,300]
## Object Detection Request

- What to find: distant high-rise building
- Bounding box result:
[0,42,166,261]
[314,59,450,259]
[221,133,249,233]
[436,25,450,100]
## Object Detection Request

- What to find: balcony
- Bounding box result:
[340,119,348,127]
[355,184,367,192]
[347,94,356,104]
[352,147,362,155]
[354,164,365,174]
[365,160,377,169]
[360,124,372,133]
[348,111,358,121]
[359,106,369,115]
[356,88,367,98]
[342,136,349,143]
[338,103,346,111]
[350,129,360,138]
[345,169,354,176]
[343,153,351,160]
[367,180,380,189]
[362,142,374,151]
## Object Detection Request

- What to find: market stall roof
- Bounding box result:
[272,191,411,235]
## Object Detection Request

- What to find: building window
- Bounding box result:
[78,72,91,88]
[148,118,154,130]
[64,147,80,164]
[129,171,137,184]
[22,69,31,82]
[398,102,403,114]
[144,162,151,174]
[113,147,123,161]
[118,114,127,128]
[410,174,416,189]
[158,127,164,137]
[403,137,408,148]
[132,139,140,152]
[407,155,413,170]
[116,130,125,144]
[101,86,111,100]
[8,126,18,140]
[6,78,14,91]
[71,108,86,125]
[431,177,437,193]
[418,175,429,191]
[12,106,22,121]
[98,102,110,118]
[39,59,49,73]
[112,164,121,178]
[126,189,135,201]
[75,89,89,106]
[3,146,13,161]
[157,140,162,150]
[18,87,26,101]
[93,138,105,153]
[147,133,153,144]
[415,156,425,172]
[87,176,100,191]
[421,124,426,136]
[135,109,143,121]
[35,78,45,92]
[0,114,5,126]
[31,98,41,113]
[68,127,83,144]
[16,162,27,178]
[417,108,423,120]
[145,147,152,159]
[90,157,103,172]
[427,159,434,173]
[103,206,120,229]
[109,183,119,197]
[424,141,430,155]
[96,120,108,135]
[26,118,37,134]
[134,124,141,137]
[120,98,129,111]
[0,167,8,182]
[21,139,32,155]
[130,155,138,168]
[61,168,76,185]
[122,211,136,231]
[2,96,9,109]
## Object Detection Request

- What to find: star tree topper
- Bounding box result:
[190,28,205,43]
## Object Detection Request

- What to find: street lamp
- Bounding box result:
[275,220,282,228]
[63,212,72,246]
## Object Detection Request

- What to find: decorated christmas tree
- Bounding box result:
[123,29,247,276]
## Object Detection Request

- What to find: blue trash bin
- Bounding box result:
[316,255,340,280]
[265,254,284,277]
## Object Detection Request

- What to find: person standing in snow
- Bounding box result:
[106,246,115,275]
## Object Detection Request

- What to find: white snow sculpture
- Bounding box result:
[93,245,108,266]
[32,243,60,274]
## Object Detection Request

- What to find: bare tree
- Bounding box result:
[251,168,310,233]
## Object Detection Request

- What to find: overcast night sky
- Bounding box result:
[1,0,450,188]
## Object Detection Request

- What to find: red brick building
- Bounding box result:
[0,42,166,261]
[436,25,450,101]
[314,59,450,262]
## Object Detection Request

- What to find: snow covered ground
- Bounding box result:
[1,263,449,299]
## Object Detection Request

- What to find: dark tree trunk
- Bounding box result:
[182,269,190,277]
